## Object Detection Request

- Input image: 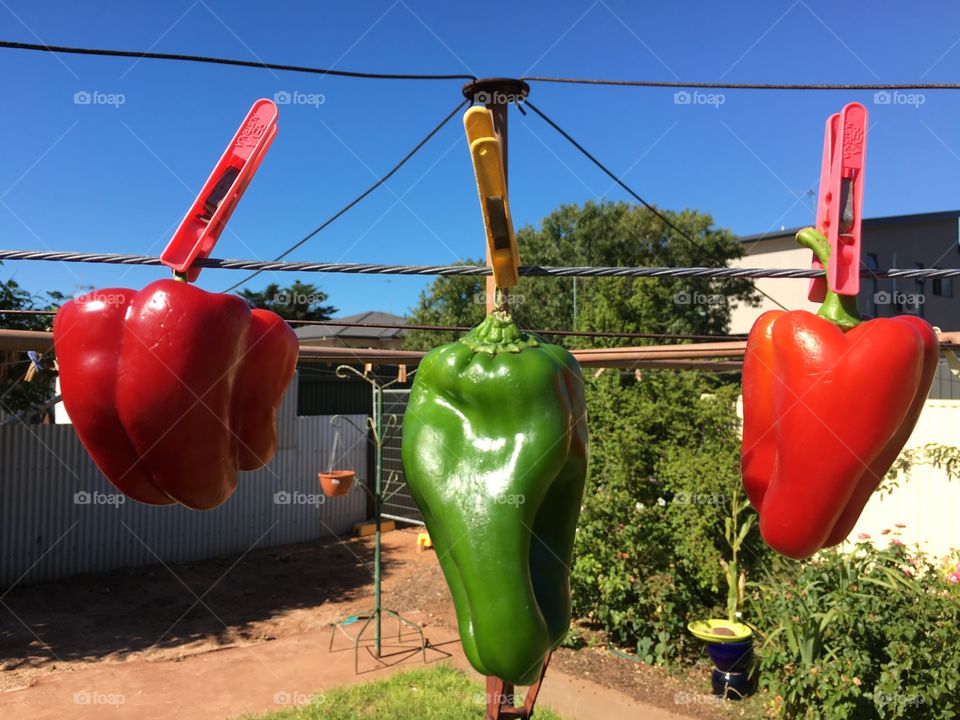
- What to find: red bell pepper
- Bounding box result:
[54,279,298,510]
[742,228,938,559]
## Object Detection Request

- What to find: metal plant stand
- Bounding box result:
[327,364,426,673]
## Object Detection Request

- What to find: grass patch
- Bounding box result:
[240,664,567,720]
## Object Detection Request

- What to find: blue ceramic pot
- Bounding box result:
[711,669,753,700]
[706,638,753,672]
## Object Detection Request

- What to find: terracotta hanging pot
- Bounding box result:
[319,470,355,497]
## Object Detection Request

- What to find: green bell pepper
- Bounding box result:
[402,311,588,685]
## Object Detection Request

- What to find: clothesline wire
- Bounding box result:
[2,248,959,279]
[4,41,959,90]
[0,308,745,342]
[0,41,477,81]
[220,98,469,293]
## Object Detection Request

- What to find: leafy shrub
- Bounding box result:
[570,370,769,664]
[750,536,960,719]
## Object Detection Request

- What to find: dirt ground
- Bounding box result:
[0,526,752,719]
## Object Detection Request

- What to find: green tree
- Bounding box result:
[0,264,64,419]
[405,201,759,349]
[237,280,336,321]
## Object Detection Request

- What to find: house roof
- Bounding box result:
[740,209,960,244]
[294,311,407,340]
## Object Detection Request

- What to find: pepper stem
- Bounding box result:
[796,227,861,330]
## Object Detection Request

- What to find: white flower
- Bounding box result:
[657,497,667,507]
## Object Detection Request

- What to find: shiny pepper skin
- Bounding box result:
[54,279,298,509]
[741,229,939,559]
[402,311,588,685]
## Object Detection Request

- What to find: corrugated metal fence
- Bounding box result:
[0,372,369,587]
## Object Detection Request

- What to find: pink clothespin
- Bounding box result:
[807,102,867,302]
[161,99,278,282]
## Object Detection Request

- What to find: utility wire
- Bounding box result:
[522,99,789,311]
[2,249,957,279]
[521,76,960,90]
[0,41,476,81]
[221,98,469,293]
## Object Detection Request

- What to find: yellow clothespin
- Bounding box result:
[464,106,520,291]
[397,364,407,383]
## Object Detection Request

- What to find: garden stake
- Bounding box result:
[327,365,426,673]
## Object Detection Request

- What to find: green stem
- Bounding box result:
[796,228,861,330]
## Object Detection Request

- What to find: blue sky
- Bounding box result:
[3,1,960,317]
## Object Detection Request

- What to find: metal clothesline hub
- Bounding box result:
[461,78,530,104]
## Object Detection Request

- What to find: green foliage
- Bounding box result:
[570,371,769,664]
[237,280,336,321]
[404,201,759,349]
[886,442,960,493]
[0,264,64,418]
[750,539,960,719]
[241,664,567,720]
